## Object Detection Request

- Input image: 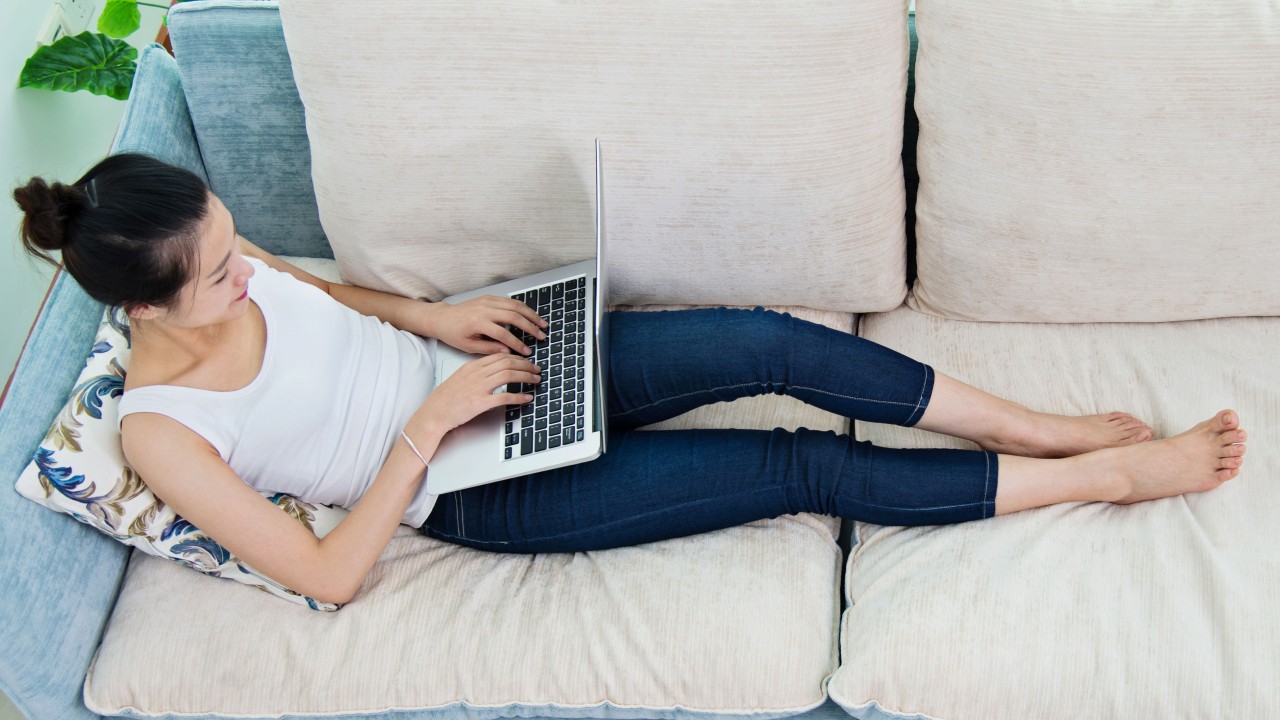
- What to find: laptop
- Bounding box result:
[424,139,610,494]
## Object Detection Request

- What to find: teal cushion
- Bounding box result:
[168,0,331,260]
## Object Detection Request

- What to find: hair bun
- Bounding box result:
[13,177,87,256]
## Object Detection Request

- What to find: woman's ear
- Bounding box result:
[125,303,159,322]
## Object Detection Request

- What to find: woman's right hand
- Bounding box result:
[412,354,540,436]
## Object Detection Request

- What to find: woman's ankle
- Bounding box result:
[992,453,1119,516]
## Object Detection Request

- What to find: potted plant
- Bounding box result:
[17,0,174,100]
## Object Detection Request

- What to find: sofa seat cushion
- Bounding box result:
[829,304,1280,719]
[909,0,1280,322]
[82,261,852,719]
[276,0,910,312]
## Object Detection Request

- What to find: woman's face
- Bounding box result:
[139,193,256,330]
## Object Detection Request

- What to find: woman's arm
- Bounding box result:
[238,236,547,354]
[122,411,446,605]
[120,354,537,605]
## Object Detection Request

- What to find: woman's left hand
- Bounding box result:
[423,295,548,355]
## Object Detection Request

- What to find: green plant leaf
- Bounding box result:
[98,0,142,38]
[18,32,137,100]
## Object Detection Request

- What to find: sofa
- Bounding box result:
[2,1,1277,719]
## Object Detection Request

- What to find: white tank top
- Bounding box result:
[117,257,439,527]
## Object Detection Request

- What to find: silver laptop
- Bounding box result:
[425,139,610,494]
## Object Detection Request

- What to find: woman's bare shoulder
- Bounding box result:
[120,411,219,460]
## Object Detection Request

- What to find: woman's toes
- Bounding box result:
[1216,410,1239,431]
[1220,443,1246,458]
[1224,429,1247,444]
[1218,468,1239,483]
[1220,456,1242,469]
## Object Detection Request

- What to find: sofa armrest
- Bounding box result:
[0,43,205,720]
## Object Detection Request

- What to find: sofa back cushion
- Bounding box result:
[277,0,911,310]
[167,1,331,259]
[910,0,1280,322]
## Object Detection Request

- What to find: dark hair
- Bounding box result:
[12,153,211,312]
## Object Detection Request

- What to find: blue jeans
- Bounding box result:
[420,307,998,553]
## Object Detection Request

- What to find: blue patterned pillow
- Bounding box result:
[14,306,349,611]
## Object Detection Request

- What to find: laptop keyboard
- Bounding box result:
[503,276,588,460]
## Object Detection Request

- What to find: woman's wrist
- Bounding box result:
[402,412,449,460]
[410,299,443,339]
[400,431,429,468]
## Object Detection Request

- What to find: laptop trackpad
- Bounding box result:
[440,355,469,381]
[441,355,508,396]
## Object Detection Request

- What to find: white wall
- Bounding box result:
[2,0,165,390]
[1,6,165,717]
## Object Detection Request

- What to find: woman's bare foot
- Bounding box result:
[982,408,1155,459]
[915,371,1153,458]
[1082,409,1246,504]
[993,410,1246,516]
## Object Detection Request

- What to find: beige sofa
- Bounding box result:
[5,1,1277,719]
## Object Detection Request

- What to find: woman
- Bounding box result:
[14,154,1247,605]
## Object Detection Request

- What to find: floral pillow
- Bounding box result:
[14,305,350,611]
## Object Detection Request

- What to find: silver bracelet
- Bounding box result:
[400,430,428,468]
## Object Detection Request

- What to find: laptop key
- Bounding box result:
[535,417,547,430]
[549,436,561,449]
[521,428,533,454]
[577,429,584,442]
[521,413,533,428]
[562,426,574,444]
[535,430,547,451]
[505,433,519,447]
[538,286,551,304]
[504,447,513,460]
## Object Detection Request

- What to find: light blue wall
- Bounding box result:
[2,1,164,716]
[1,0,164,390]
